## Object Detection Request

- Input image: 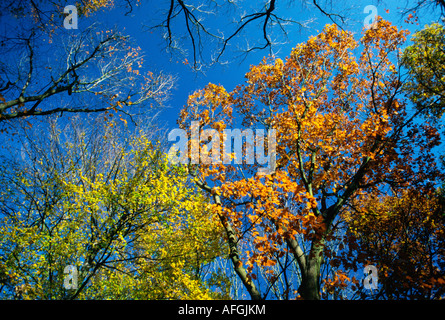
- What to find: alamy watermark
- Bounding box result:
[363,265,378,290]
[167,121,277,175]
[64,5,78,29]
[364,5,378,30]
[63,265,78,290]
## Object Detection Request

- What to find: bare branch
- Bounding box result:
[148,0,345,71]
[0,23,173,122]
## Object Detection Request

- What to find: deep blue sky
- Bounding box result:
[80,0,439,132]
[0,0,440,156]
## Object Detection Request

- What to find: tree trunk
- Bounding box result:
[193,175,262,300]
[298,239,324,300]
[299,258,322,300]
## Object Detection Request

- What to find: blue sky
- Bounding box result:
[1,0,441,165]
[79,0,439,132]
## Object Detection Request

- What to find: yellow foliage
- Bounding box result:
[0,119,227,300]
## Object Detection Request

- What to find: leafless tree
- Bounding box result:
[0,2,174,127]
[146,0,349,71]
[3,1,445,74]
[399,0,445,17]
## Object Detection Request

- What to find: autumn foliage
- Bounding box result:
[178,18,444,299]
[343,188,445,299]
[0,118,227,299]
[0,0,444,301]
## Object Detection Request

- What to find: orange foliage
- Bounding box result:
[177,18,443,299]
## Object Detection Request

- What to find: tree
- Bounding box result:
[30,0,344,71]
[8,1,445,73]
[0,0,173,127]
[7,0,445,74]
[176,18,443,299]
[343,189,445,299]
[398,0,445,18]
[108,0,445,70]
[0,116,227,299]
[402,22,445,119]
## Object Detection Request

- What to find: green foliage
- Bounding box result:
[403,23,445,119]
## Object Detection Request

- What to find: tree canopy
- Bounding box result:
[0,116,228,299]
[0,0,444,301]
[177,18,444,300]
